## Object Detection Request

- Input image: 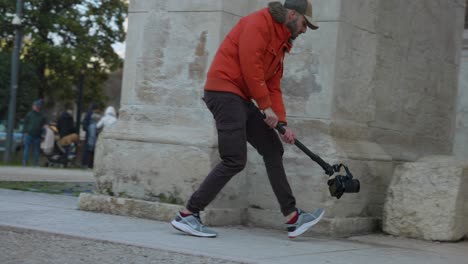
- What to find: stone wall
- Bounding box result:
[95,0,237,209]
[82,0,466,236]
[383,156,468,241]
[333,0,464,160]
[455,31,468,160]
[454,30,468,236]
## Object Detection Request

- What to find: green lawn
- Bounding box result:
[0,150,25,166]
[0,181,95,197]
[0,151,83,169]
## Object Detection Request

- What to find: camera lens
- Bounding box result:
[344,179,360,193]
[327,178,345,199]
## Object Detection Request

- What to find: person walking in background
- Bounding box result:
[40,124,55,156]
[171,0,324,239]
[22,99,46,166]
[85,109,101,169]
[57,103,76,139]
[56,103,79,158]
[81,102,98,168]
[97,106,117,130]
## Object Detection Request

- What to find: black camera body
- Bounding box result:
[273,124,361,200]
[327,164,360,199]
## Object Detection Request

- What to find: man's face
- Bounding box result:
[286,12,308,40]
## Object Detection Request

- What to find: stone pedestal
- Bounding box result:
[454,30,468,160]
[79,0,465,237]
[454,30,468,237]
[383,156,468,241]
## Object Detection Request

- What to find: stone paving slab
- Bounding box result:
[0,227,242,264]
[0,189,466,264]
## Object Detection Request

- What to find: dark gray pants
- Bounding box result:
[186,91,296,216]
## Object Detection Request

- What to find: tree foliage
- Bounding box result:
[0,51,40,121]
[0,0,127,116]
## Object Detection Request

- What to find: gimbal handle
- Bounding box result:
[276,123,335,176]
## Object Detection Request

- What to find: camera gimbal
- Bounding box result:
[275,123,360,199]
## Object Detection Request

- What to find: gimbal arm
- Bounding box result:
[275,123,335,176]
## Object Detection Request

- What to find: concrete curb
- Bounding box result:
[79,193,380,236]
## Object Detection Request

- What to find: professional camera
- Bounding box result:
[273,123,361,200]
[327,164,360,199]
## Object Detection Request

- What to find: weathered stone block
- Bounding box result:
[383,156,468,241]
[79,193,243,226]
[79,193,183,222]
[93,135,247,210]
[245,208,379,237]
[465,198,468,237]
[455,44,468,160]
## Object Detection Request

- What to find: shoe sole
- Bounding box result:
[288,210,325,239]
[171,220,217,238]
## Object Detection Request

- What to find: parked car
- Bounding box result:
[0,120,24,152]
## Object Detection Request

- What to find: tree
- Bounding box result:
[0,51,39,122]
[0,0,127,110]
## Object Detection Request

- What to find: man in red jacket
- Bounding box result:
[172,0,325,238]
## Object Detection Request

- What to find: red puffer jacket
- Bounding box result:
[204,6,292,122]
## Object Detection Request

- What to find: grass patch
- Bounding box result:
[0,181,95,197]
[158,192,184,205]
[0,151,25,166]
[0,152,83,169]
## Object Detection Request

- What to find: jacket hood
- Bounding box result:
[268,1,287,24]
[104,106,116,117]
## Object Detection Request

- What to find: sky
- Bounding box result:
[112,41,126,59]
[112,17,128,59]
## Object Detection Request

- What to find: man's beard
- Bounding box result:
[286,17,299,40]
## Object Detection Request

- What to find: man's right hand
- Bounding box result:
[263,107,278,128]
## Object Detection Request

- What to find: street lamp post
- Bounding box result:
[76,70,85,133]
[4,0,24,163]
[75,62,93,134]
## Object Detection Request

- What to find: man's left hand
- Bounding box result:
[279,126,296,144]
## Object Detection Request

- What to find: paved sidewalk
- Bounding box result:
[0,189,466,263]
[0,166,93,182]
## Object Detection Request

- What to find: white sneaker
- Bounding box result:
[286,208,325,238]
[171,212,217,238]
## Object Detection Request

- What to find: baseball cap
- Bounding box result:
[33,99,43,108]
[284,0,319,30]
[90,102,99,110]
